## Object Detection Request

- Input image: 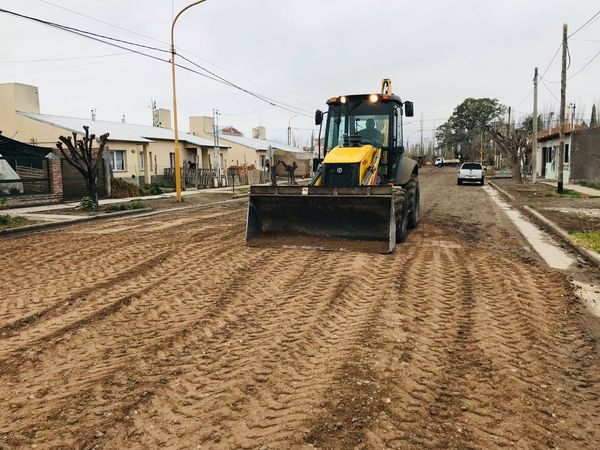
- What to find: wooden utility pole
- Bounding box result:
[558,23,567,194]
[532,67,538,183]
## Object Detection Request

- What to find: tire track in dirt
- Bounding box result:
[105,251,391,448]
[0,233,296,448]
[301,242,421,449]
[0,224,245,369]
[0,206,246,328]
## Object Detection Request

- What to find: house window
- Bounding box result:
[169,152,176,168]
[139,152,144,170]
[149,152,153,170]
[565,144,569,163]
[109,150,126,171]
[259,155,266,167]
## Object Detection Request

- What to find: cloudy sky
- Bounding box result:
[1,0,599,146]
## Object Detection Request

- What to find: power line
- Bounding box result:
[568,9,600,38]
[32,0,316,111]
[177,54,312,116]
[32,0,168,47]
[0,52,128,63]
[541,78,560,102]
[0,7,312,118]
[567,47,600,79]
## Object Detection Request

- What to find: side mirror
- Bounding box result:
[315,109,323,126]
[404,101,414,117]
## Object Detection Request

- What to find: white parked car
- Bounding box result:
[457,162,484,185]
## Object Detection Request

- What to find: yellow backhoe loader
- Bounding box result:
[246,79,419,253]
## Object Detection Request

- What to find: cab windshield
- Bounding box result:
[326,100,391,150]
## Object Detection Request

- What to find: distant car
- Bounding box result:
[457,162,484,185]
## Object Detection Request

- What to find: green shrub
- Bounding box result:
[0,214,29,228]
[111,178,142,198]
[80,196,96,211]
[0,198,7,210]
[106,199,145,212]
[143,183,163,195]
[155,178,176,189]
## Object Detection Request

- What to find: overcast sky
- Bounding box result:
[1,0,599,146]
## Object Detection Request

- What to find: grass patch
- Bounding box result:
[233,187,250,195]
[106,200,146,212]
[543,188,583,198]
[0,214,32,230]
[571,230,600,253]
[577,180,600,191]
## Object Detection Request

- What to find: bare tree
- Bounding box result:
[56,126,109,205]
[488,118,532,183]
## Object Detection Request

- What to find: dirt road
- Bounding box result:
[1,167,599,449]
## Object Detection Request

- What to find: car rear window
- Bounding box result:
[462,163,482,170]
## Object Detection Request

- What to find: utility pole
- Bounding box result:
[212,108,222,187]
[558,23,567,194]
[419,114,424,156]
[532,67,538,183]
[288,115,297,146]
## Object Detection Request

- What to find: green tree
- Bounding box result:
[436,98,505,160]
[591,104,598,128]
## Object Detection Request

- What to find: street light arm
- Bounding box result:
[171,0,207,50]
[170,0,207,201]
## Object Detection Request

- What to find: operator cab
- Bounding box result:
[315,93,413,182]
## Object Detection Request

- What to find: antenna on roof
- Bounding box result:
[122,115,126,124]
[150,99,160,127]
[91,108,97,121]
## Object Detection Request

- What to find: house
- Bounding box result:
[221,126,243,136]
[0,83,229,191]
[568,126,600,181]
[534,124,586,180]
[189,116,312,177]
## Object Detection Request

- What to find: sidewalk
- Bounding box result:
[1,185,250,216]
[542,181,600,196]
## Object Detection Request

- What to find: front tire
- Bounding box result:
[396,193,409,243]
[457,179,462,185]
[481,177,485,185]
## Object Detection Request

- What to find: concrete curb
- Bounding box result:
[488,180,515,202]
[488,180,600,267]
[0,207,153,239]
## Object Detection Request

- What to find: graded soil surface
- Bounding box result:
[1,167,599,449]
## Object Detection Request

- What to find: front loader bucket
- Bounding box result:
[246,185,396,253]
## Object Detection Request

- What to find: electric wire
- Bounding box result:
[0,52,128,63]
[0,7,313,118]
[32,0,316,111]
[568,9,600,38]
[541,78,560,102]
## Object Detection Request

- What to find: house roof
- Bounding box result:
[17,112,227,148]
[215,133,312,159]
[537,124,587,142]
[0,134,53,158]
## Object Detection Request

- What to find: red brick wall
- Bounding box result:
[3,152,63,208]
